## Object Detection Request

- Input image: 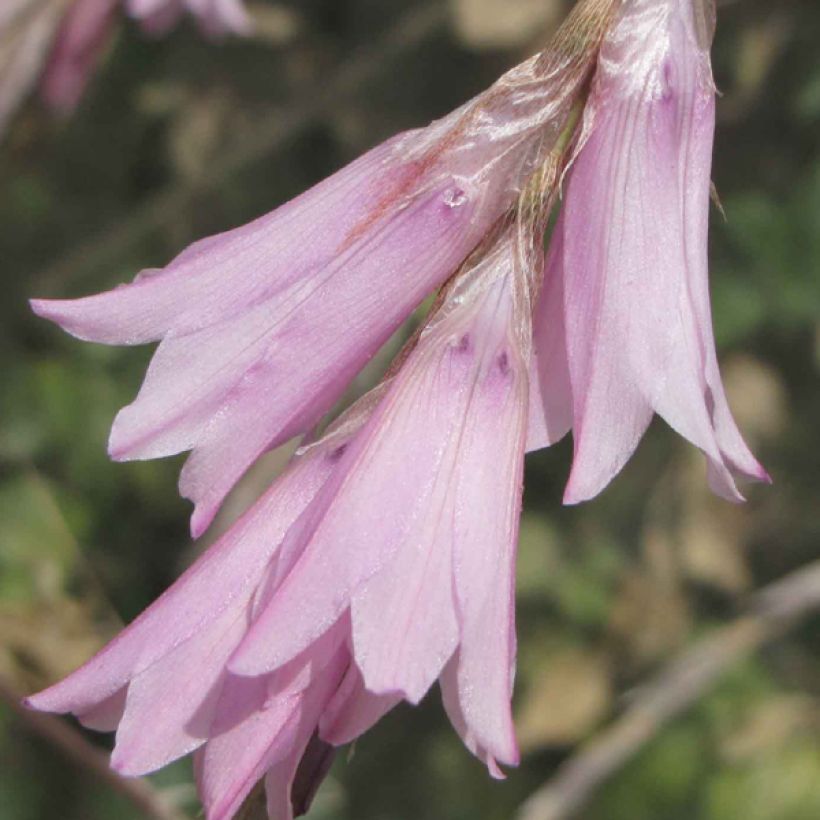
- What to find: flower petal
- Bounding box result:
[318,663,401,746]
[111,597,250,776]
[559,0,765,503]
[197,648,347,820]
[29,135,413,345]
[24,432,344,718]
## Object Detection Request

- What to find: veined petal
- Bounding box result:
[447,330,526,769]
[111,595,251,776]
[173,182,482,535]
[23,422,357,718]
[197,648,347,820]
[30,135,414,345]
[232,234,530,721]
[560,0,766,503]
[318,662,401,746]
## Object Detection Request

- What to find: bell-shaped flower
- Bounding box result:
[229,219,535,774]
[25,392,398,818]
[528,0,768,501]
[27,209,544,811]
[31,0,617,536]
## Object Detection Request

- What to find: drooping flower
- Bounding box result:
[25,0,772,817]
[25,386,395,817]
[27,189,551,814]
[31,0,617,536]
[0,0,250,140]
[228,216,538,774]
[528,0,769,501]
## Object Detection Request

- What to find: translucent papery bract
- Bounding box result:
[23,396,376,778]
[40,0,118,113]
[30,0,616,535]
[555,0,768,504]
[229,227,531,773]
[526,213,572,451]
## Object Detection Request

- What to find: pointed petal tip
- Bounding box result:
[752,463,773,485]
[20,695,40,712]
[225,642,262,678]
[109,744,164,779]
[561,477,597,506]
[29,298,51,318]
[188,503,214,540]
[28,297,97,341]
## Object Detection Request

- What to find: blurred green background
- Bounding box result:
[1,1,819,818]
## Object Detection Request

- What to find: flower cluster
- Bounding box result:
[26,0,767,818]
[0,0,249,138]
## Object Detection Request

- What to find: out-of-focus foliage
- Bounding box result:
[0,1,818,818]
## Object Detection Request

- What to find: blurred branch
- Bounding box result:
[32,2,447,295]
[0,678,188,820]
[518,559,820,820]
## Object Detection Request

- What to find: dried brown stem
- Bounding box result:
[517,559,820,820]
[0,677,188,820]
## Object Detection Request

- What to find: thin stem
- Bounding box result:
[517,559,820,820]
[0,678,188,820]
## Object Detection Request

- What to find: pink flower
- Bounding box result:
[27,213,537,814]
[40,0,119,113]
[25,391,396,818]
[24,1,771,816]
[228,222,534,774]
[528,0,768,501]
[31,6,606,536]
[0,0,250,140]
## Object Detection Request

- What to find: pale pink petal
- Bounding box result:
[560,0,766,503]
[39,0,118,114]
[23,432,343,717]
[447,328,526,769]
[198,649,347,820]
[111,596,251,776]
[76,687,126,731]
[440,655,504,779]
[30,135,413,345]
[318,663,401,746]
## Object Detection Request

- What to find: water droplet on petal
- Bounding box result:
[442,187,468,209]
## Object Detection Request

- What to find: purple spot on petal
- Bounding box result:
[497,351,510,376]
[328,443,348,462]
[454,333,472,354]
